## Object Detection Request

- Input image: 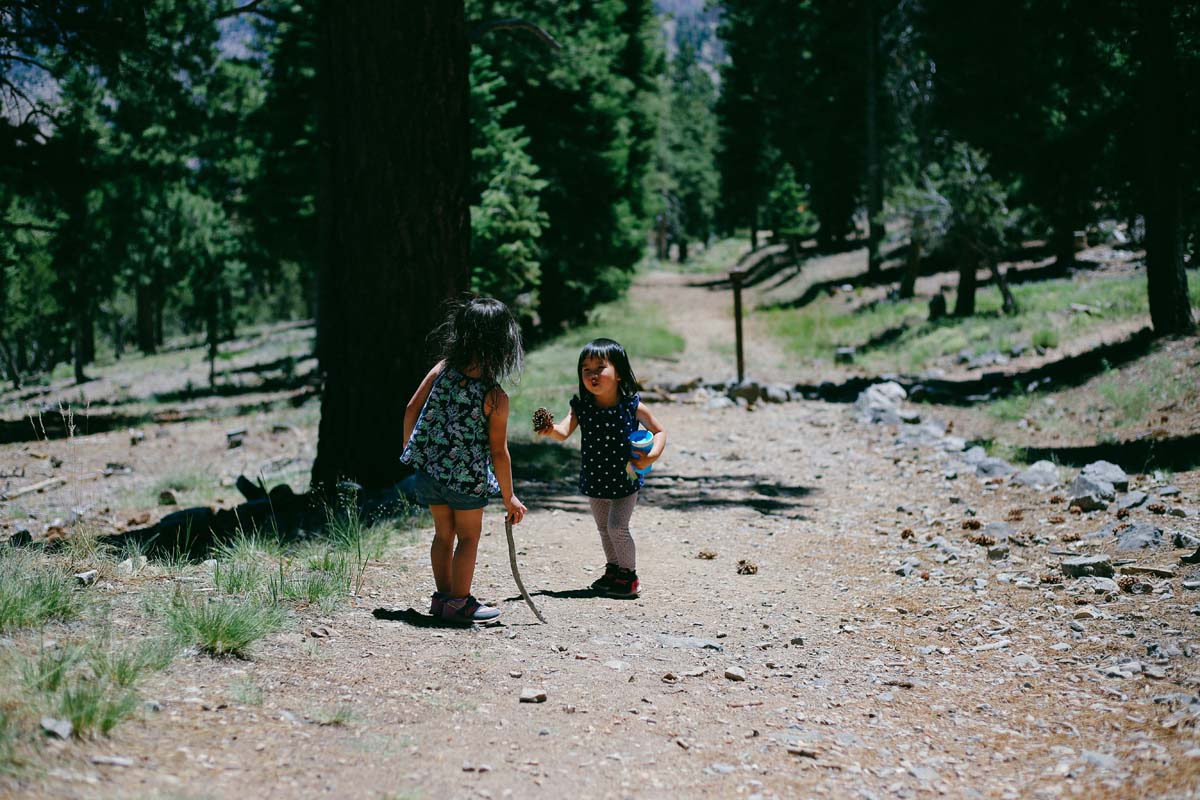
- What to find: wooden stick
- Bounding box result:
[0,476,65,502]
[505,517,546,624]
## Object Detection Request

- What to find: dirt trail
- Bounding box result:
[638,268,796,388]
[16,269,1200,800]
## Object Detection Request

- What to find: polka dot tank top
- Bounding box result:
[570,393,642,499]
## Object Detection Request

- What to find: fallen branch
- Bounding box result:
[505,517,546,623]
[0,476,65,502]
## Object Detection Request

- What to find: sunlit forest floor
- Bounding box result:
[1,239,1199,799]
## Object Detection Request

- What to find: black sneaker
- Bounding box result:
[441,594,500,623]
[590,563,618,592]
[604,568,641,598]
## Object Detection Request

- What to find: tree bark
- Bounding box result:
[954,253,978,317]
[73,308,89,384]
[899,213,922,299]
[0,336,20,390]
[863,0,883,282]
[311,0,470,491]
[989,260,1018,315]
[136,279,156,354]
[1051,217,1075,274]
[1140,0,1195,335]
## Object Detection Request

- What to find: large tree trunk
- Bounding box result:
[954,253,978,317]
[73,307,89,384]
[1140,0,1195,336]
[311,0,470,491]
[1051,216,1075,274]
[899,213,923,299]
[864,0,883,282]
[136,279,156,354]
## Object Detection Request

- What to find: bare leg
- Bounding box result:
[429,504,455,594]
[449,508,485,598]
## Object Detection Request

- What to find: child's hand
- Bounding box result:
[505,495,528,524]
[631,451,656,471]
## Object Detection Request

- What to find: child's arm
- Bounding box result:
[486,387,528,523]
[403,360,446,447]
[632,402,667,470]
[537,406,578,442]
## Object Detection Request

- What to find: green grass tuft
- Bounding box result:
[166,593,283,657]
[0,551,81,633]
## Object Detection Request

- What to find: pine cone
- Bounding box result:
[532,407,554,433]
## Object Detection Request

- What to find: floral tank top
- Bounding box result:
[401,366,500,497]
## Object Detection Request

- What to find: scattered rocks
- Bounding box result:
[656,635,724,652]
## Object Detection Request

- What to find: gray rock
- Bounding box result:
[854,382,908,425]
[1068,475,1115,511]
[895,557,922,576]
[727,381,761,402]
[706,396,735,410]
[724,667,747,682]
[1011,460,1060,489]
[1117,491,1148,511]
[1115,522,1164,550]
[1081,461,1129,492]
[1081,750,1120,771]
[1061,555,1114,578]
[519,688,547,703]
[1171,532,1200,551]
[762,384,790,403]
[73,570,98,586]
[1159,485,1181,497]
[983,522,1014,541]
[1088,577,1120,594]
[976,457,1017,478]
[41,717,72,739]
[960,446,987,466]
[987,544,1010,561]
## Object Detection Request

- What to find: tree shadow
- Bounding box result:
[1018,434,1200,472]
[641,473,815,519]
[793,327,1158,406]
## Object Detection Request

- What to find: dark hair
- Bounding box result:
[576,338,638,401]
[431,295,524,384]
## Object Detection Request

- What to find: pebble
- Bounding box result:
[519,688,547,704]
[725,667,746,682]
[41,717,73,740]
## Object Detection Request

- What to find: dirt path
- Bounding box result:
[15,270,1200,799]
[638,268,796,388]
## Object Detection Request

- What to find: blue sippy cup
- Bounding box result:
[628,429,654,479]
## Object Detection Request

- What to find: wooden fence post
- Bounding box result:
[731,268,745,384]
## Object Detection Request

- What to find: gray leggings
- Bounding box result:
[587,493,638,571]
